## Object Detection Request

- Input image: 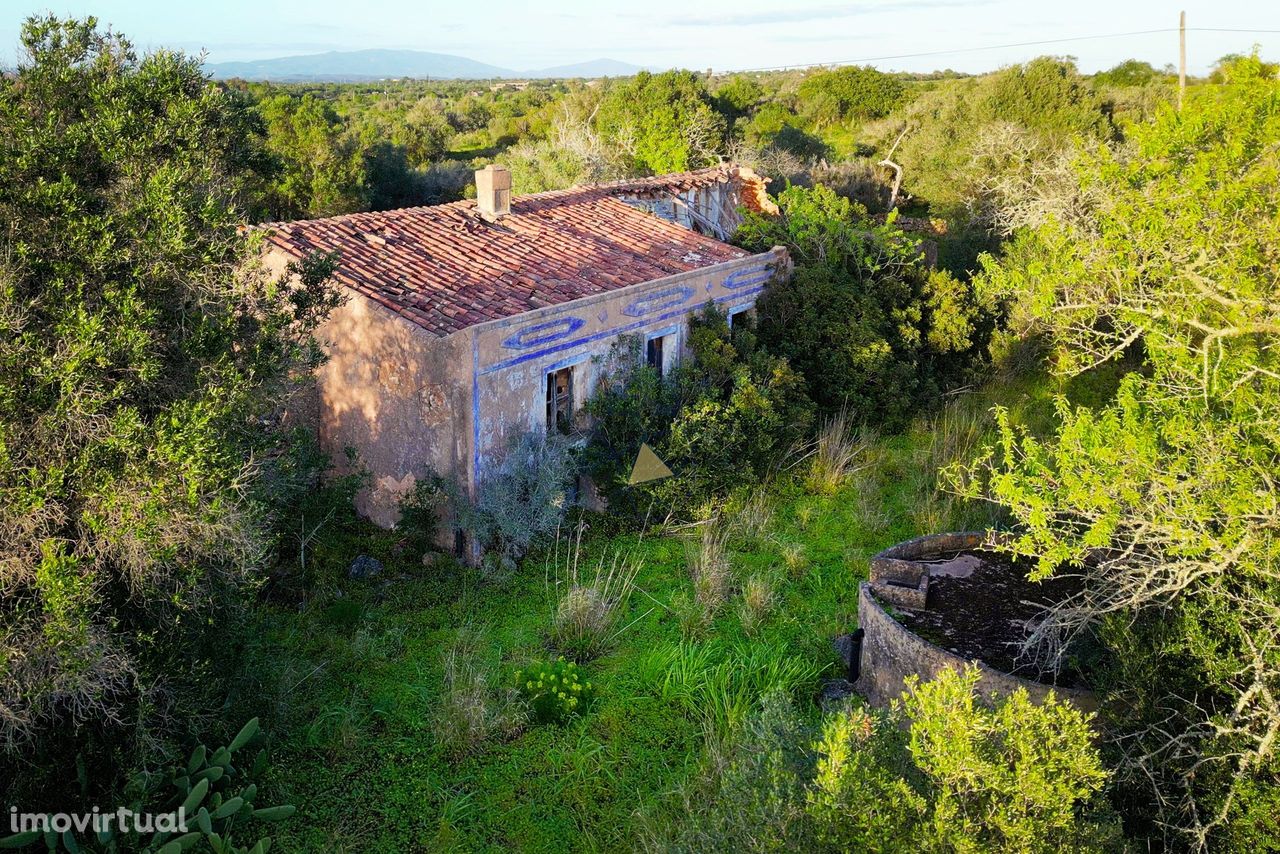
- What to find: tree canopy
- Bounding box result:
[0,16,339,800]
[961,57,1280,850]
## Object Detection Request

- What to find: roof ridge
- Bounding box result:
[253,165,744,232]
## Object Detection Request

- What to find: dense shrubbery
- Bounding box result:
[735,184,992,423]
[0,16,340,806]
[404,430,577,577]
[797,65,907,127]
[581,307,813,518]
[650,666,1116,852]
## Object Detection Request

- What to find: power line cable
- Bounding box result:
[727,26,1280,73]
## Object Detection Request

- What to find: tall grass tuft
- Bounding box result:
[908,397,999,532]
[778,540,809,578]
[738,574,775,636]
[549,539,643,661]
[803,409,869,495]
[685,521,732,617]
[723,489,774,547]
[432,627,526,760]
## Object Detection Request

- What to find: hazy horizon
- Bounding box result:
[3,1,1277,76]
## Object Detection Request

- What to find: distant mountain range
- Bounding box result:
[205,50,658,81]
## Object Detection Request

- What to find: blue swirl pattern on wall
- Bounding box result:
[723,265,772,290]
[620,285,695,318]
[501,316,586,349]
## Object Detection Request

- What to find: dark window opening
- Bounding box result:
[546,366,574,434]
[646,335,665,378]
[728,307,755,332]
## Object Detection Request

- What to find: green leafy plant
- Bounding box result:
[736,185,991,424]
[956,63,1280,849]
[581,309,813,519]
[515,658,594,725]
[646,667,1117,852]
[0,719,294,853]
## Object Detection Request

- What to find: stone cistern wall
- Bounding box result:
[856,532,1097,712]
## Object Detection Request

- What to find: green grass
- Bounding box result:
[226,368,1096,851]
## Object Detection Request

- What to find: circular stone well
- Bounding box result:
[856,532,1096,711]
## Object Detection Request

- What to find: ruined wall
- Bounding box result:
[613,169,777,242]
[462,248,789,484]
[311,287,471,529]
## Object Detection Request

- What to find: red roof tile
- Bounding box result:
[256,169,756,338]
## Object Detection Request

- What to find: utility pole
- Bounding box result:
[1178,10,1187,111]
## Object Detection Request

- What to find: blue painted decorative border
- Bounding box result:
[621,286,696,318]
[477,285,766,378]
[723,265,772,290]
[501,316,586,349]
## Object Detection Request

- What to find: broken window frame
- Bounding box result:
[545,365,575,435]
[644,326,679,380]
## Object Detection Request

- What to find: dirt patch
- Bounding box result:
[893,549,1084,687]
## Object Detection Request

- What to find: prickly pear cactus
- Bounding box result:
[0,718,295,853]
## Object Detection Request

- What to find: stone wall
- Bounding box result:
[311,288,472,531]
[867,531,996,609]
[858,532,1097,712]
[858,584,1097,711]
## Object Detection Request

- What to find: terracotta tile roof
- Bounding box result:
[257,170,755,338]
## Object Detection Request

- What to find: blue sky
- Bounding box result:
[2,1,1276,74]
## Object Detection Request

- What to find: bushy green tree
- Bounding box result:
[256,92,366,218]
[867,57,1114,271]
[652,667,1116,852]
[595,71,726,174]
[714,75,766,123]
[397,96,455,165]
[1092,59,1164,87]
[0,16,340,805]
[957,58,1280,850]
[797,65,906,127]
[735,184,991,423]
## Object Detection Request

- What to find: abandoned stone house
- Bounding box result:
[258,164,787,541]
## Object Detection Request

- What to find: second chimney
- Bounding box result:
[475,164,512,221]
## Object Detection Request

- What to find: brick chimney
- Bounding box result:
[475,164,511,221]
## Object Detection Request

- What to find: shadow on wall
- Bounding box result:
[317,293,465,526]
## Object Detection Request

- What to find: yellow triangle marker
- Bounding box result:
[628,443,673,485]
